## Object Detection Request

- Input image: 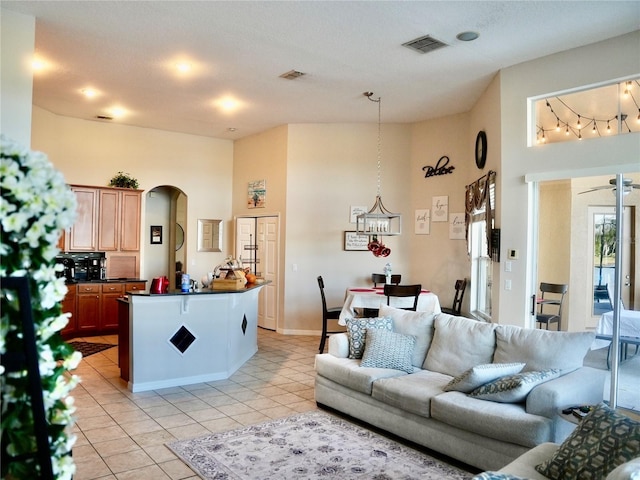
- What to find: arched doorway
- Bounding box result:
[144,185,187,289]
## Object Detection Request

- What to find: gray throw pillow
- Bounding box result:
[423,315,497,376]
[469,369,561,403]
[360,328,416,374]
[444,363,526,393]
[345,316,393,359]
[536,403,640,480]
[379,305,435,367]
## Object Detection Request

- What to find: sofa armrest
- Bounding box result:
[328,333,349,358]
[526,366,605,419]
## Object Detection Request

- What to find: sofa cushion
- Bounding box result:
[423,315,497,376]
[315,354,407,395]
[535,403,640,480]
[431,391,553,447]
[379,305,435,367]
[444,363,526,393]
[473,473,528,480]
[494,326,594,373]
[469,369,561,403]
[498,442,561,480]
[605,457,640,480]
[345,316,393,359]
[360,328,416,374]
[371,369,452,418]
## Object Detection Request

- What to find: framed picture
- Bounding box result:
[344,231,369,251]
[449,212,465,240]
[349,205,368,224]
[415,209,430,235]
[150,225,163,244]
[248,180,266,208]
[432,195,449,222]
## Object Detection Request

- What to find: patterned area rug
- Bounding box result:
[68,341,116,357]
[167,410,473,479]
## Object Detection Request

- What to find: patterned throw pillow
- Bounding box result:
[360,328,416,374]
[345,317,393,359]
[444,363,526,393]
[535,403,640,480]
[472,473,528,480]
[468,369,561,403]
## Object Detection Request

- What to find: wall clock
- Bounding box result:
[475,130,487,169]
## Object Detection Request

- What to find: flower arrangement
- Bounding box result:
[108,171,139,189]
[1,135,81,480]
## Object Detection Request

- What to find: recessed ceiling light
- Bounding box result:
[214,96,243,113]
[81,88,98,98]
[279,70,305,80]
[32,58,47,72]
[227,127,237,132]
[175,62,191,73]
[456,31,479,42]
[109,107,126,118]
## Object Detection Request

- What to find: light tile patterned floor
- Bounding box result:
[69,329,319,480]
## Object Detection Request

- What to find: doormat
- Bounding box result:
[68,341,116,357]
[167,410,473,479]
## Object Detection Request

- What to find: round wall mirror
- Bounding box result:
[176,223,184,251]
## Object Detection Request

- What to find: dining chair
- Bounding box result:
[317,276,344,353]
[371,273,401,287]
[383,284,422,311]
[536,282,568,330]
[441,279,468,316]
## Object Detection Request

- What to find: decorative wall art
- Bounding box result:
[197,219,223,252]
[247,180,266,208]
[350,205,368,224]
[432,196,449,222]
[422,155,455,178]
[344,231,369,251]
[415,209,430,235]
[449,213,466,240]
[150,225,163,244]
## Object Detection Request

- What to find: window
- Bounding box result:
[466,173,496,320]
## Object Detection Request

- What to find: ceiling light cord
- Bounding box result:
[365,92,382,198]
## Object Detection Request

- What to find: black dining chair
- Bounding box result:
[441,279,468,316]
[317,276,344,353]
[536,282,568,330]
[384,284,422,311]
[371,273,401,287]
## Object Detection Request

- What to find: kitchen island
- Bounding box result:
[120,283,266,392]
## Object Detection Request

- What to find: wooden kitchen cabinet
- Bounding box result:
[97,188,141,252]
[101,283,124,330]
[69,187,99,251]
[60,285,77,338]
[76,283,101,332]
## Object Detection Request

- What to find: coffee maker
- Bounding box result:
[87,256,106,280]
[55,257,76,283]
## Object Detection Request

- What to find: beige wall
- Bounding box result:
[500,30,640,328]
[1,8,35,145]
[31,107,235,284]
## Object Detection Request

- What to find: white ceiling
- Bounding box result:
[4,1,639,140]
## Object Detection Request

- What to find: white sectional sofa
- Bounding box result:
[314,306,606,472]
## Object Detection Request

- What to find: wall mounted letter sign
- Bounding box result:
[422,155,455,178]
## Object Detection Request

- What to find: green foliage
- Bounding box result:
[108,171,139,189]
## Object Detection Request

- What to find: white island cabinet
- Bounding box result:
[124,285,265,392]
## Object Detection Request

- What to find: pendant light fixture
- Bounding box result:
[356,92,402,244]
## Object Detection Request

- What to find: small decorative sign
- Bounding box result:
[248,180,266,208]
[350,205,368,224]
[415,209,430,235]
[449,212,465,240]
[422,155,455,178]
[150,225,163,244]
[344,231,369,251]
[432,196,448,222]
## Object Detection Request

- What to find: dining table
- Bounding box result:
[338,286,441,325]
[593,309,640,367]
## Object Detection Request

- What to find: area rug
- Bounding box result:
[68,341,116,357]
[167,410,473,479]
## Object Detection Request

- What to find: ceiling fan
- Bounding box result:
[578,177,640,195]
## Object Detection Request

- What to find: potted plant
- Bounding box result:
[108,171,139,189]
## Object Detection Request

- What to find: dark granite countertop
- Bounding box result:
[128,281,269,297]
[75,278,148,284]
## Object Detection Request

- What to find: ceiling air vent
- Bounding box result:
[95,115,113,120]
[279,69,305,80]
[402,35,448,54]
